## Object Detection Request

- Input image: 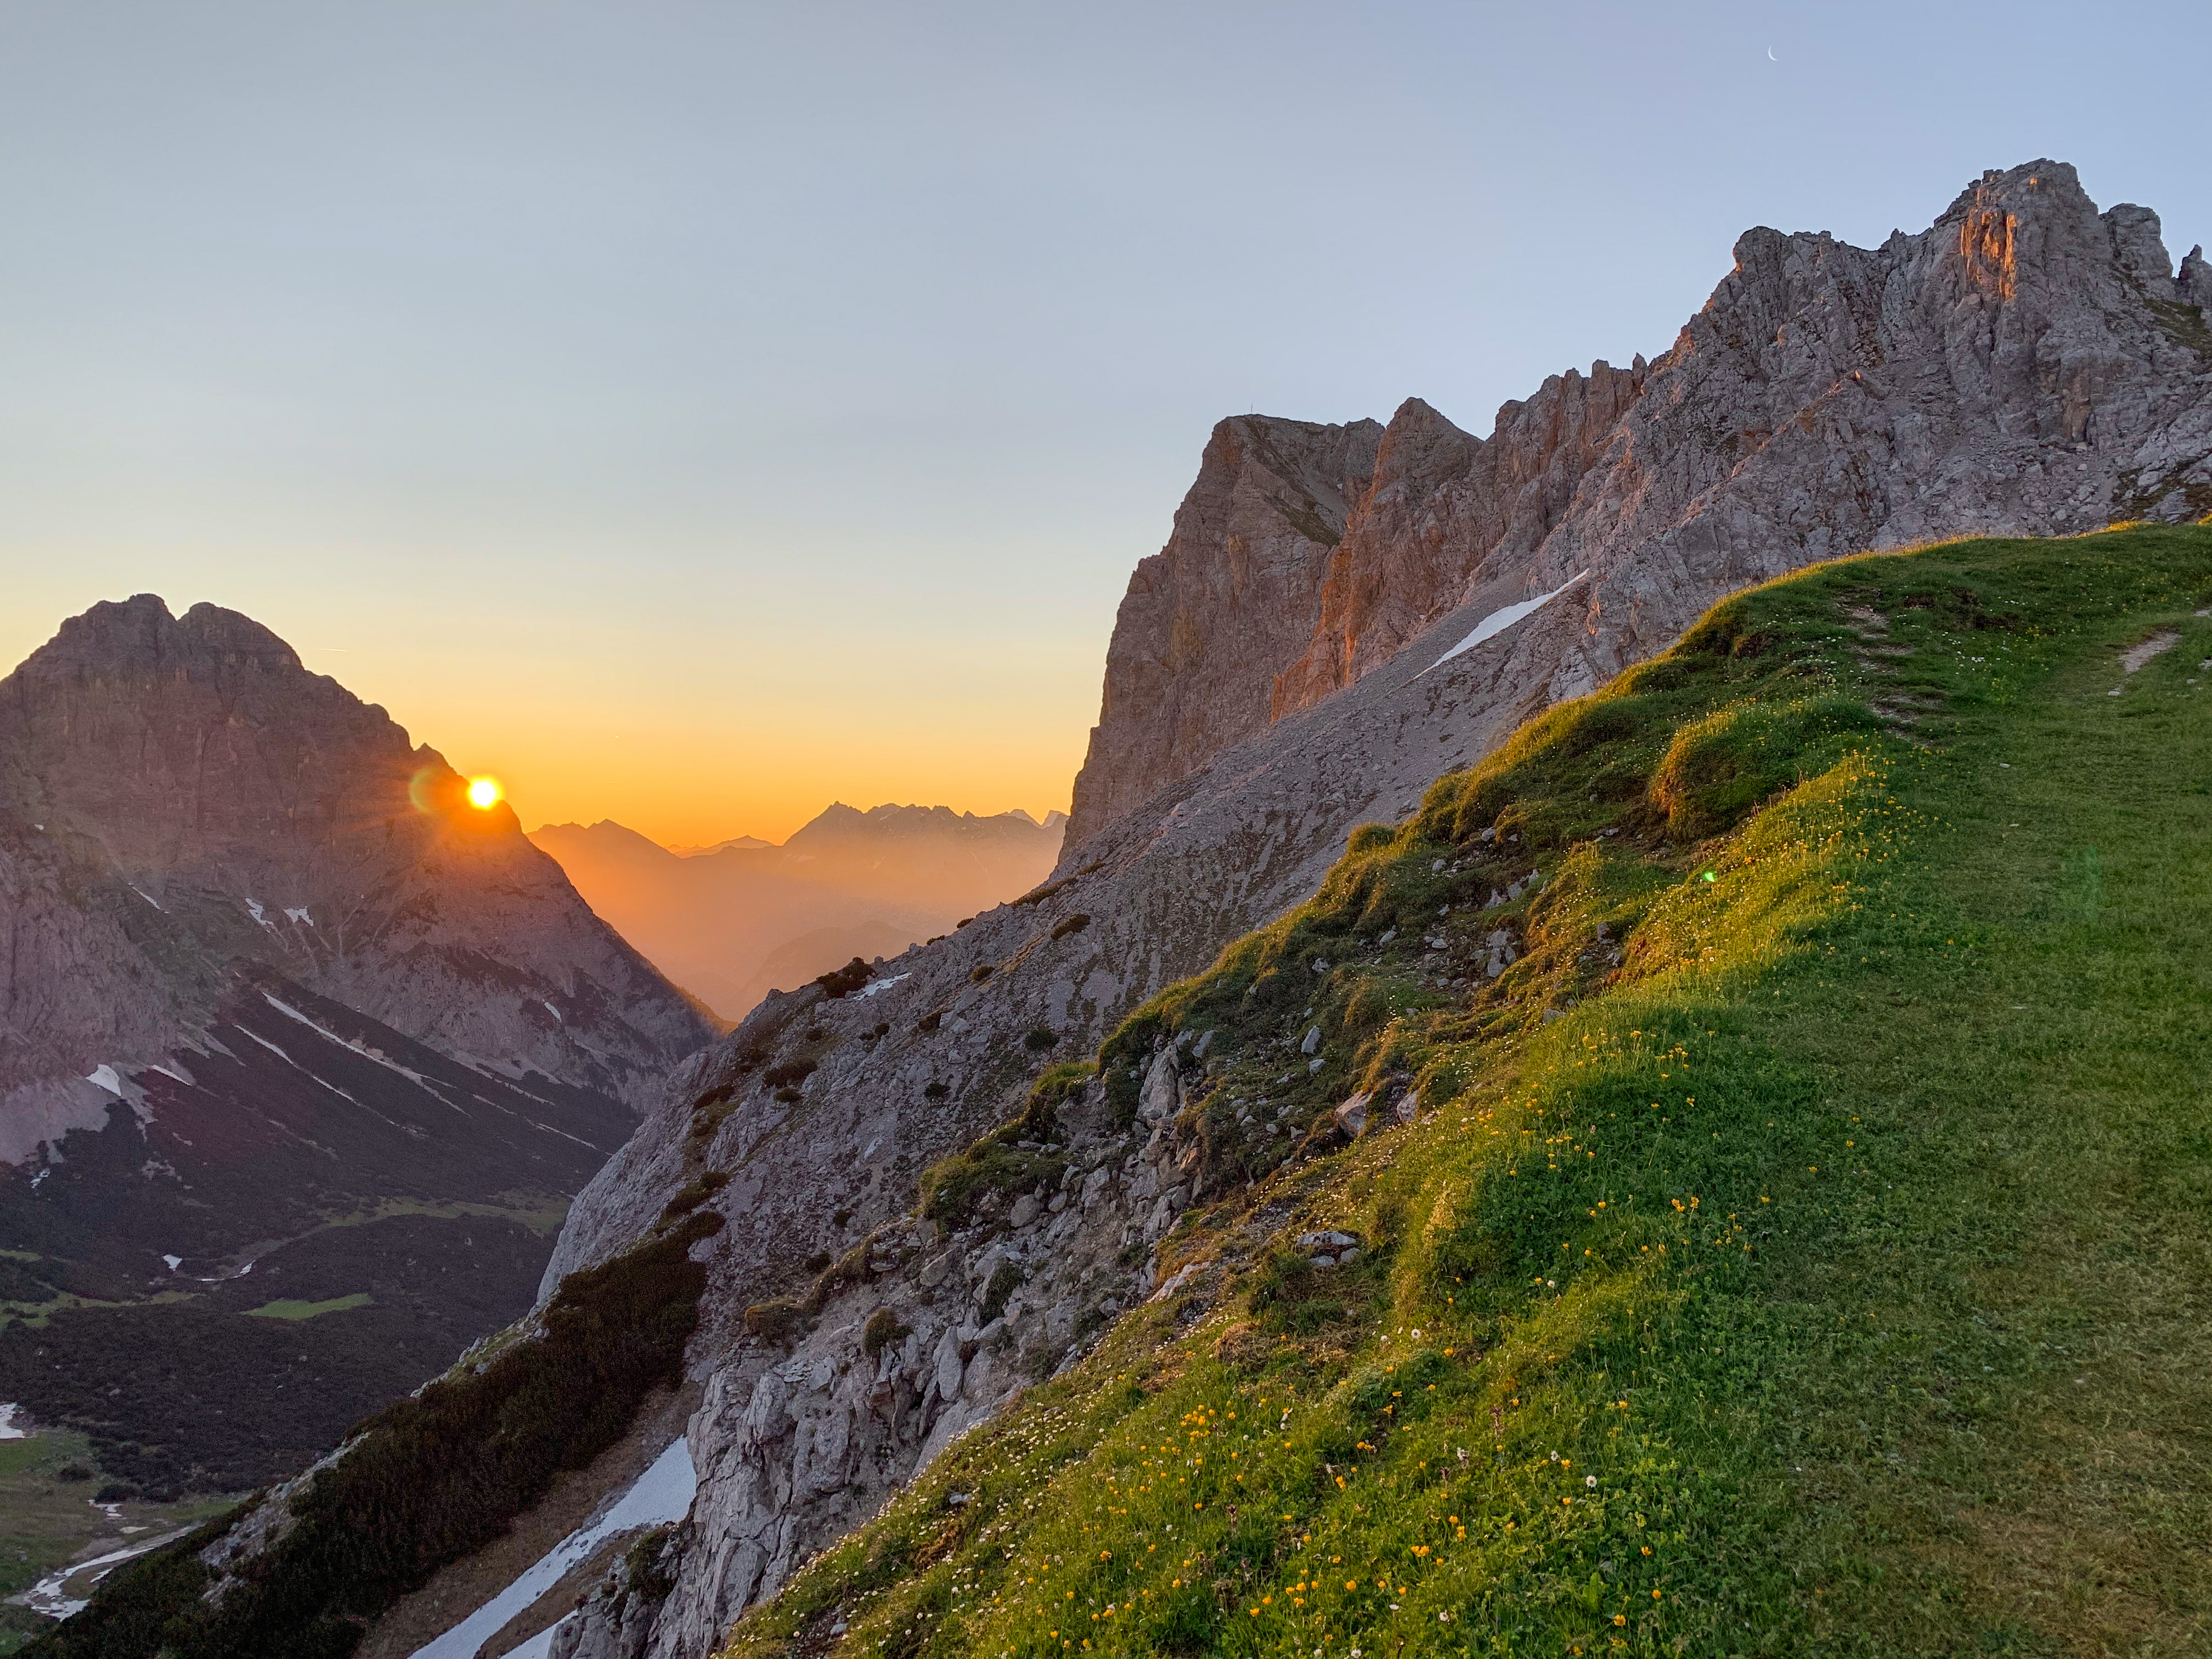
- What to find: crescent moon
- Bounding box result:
[1768,46,1778,60]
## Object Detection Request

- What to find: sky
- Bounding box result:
[4,1,2208,845]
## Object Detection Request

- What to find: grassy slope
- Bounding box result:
[721,526,2212,1659]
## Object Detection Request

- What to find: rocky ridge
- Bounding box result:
[529,158,2212,1659]
[1070,161,2212,844]
[146,161,2212,1659]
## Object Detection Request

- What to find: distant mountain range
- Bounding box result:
[0,595,713,1497]
[530,803,1066,1019]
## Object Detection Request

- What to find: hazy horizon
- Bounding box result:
[5,0,2207,843]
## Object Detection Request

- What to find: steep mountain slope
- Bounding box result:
[1069,160,2212,847]
[41,158,2212,1659]
[531,805,1065,1020]
[0,596,714,1498]
[669,524,2212,1658]
[54,526,2212,1659]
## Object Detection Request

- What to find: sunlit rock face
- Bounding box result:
[0,595,714,1493]
[1073,160,2212,845]
[1064,414,1384,847]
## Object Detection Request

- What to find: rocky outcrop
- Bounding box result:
[1063,415,1383,845]
[528,158,2212,1659]
[1073,160,2212,841]
[552,1041,1224,1659]
[1272,365,1647,714]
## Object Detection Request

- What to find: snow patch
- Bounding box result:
[244,897,270,926]
[284,906,313,924]
[854,972,912,1000]
[129,885,165,911]
[507,1616,575,1659]
[19,1527,191,1620]
[543,1000,563,1022]
[261,993,448,1097]
[0,1402,27,1439]
[162,1254,182,1271]
[407,1437,696,1659]
[236,1026,293,1063]
[1424,572,1590,674]
[84,1065,122,1096]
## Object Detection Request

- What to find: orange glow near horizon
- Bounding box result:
[0,577,1099,852]
[467,776,502,810]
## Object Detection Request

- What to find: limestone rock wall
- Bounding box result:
[1073,160,2212,841]
[1063,414,1383,847]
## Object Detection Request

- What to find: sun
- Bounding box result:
[466,776,501,810]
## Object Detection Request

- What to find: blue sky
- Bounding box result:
[3,0,2206,840]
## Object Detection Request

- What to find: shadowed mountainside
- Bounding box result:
[0,595,712,1504]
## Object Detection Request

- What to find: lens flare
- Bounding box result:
[467,776,501,810]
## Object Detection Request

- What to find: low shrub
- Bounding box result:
[1022,1027,1056,1052]
[923,1081,949,1099]
[918,1138,1066,1231]
[625,1526,678,1605]
[979,1261,1023,1324]
[743,1299,805,1346]
[863,1307,912,1357]
[1345,822,1395,855]
[761,1059,816,1090]
[42,1209,724,1658]
[968,964,995,985]
[657,1170,729,1226]
[1049,912,1091,940]
[814,957,873,998]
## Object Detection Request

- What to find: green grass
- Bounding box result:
[242,1294,373,1322]
[0,1424,232,1656]
[720,526,2212,1658]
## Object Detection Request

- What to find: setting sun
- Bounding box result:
[466,776,501,810]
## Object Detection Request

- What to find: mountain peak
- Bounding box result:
[12,593,307,687]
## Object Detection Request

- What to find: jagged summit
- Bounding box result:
[1067,157,2212,848]
[13,592,307,680]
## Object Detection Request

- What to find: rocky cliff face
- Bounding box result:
[143,161,2212,1659]
[526,159,2212,1659]
[1073,161,2212,843]
[1064,415,1383,845]
[0,595,714,1497]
